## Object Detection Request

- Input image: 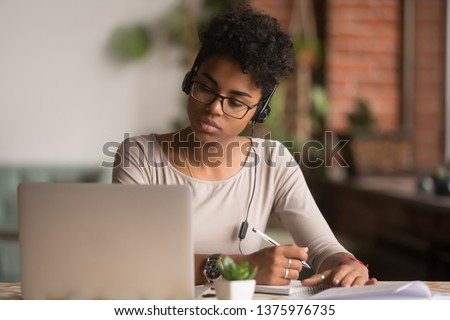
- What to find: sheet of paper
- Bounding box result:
[304,281,433,300]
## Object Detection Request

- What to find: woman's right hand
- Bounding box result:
[238,244,309,285]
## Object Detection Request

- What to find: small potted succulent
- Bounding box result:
[214,256,258,300]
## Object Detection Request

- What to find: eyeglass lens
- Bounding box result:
[191,82,251,119]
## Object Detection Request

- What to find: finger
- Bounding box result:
[300,272,329,286]
[350,275,368,287]
[286,258,292,268]
[256,268,291,286]
[286,258,303,271]
[266,247,306,270]
[283,267,300,281]
[276,245,309,263]
[366,278,378,285]
[336,271,367,287]
[330,264,353,286]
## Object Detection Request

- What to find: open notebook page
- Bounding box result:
[302,281,450,300]
[258,281,450,300]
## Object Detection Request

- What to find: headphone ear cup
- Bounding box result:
[182,71,193,94]
[255,105,271,123]
[252,85,276,124]
[251,104,268,123]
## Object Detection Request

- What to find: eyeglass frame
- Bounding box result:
[189,81,260,119]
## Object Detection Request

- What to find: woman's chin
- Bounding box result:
[185,125,238,145]
[187,126,218,142]
[191,131,219,143]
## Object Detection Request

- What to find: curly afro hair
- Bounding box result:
[197,5,294,98]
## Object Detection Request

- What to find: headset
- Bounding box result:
[182,51,278,252]
[181,50,277,124]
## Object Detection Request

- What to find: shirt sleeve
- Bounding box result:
[270,142,349,271]
[112,137,152,184]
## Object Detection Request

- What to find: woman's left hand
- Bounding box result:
[301,258,377,287]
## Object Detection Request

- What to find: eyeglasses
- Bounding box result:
[190,81,259,119]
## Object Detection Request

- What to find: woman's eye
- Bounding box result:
[199,85,214,93]
[228,99,246,108]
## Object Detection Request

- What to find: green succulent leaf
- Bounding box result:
[216,256,257,281]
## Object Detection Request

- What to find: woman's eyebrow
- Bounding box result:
[201,72,253,98]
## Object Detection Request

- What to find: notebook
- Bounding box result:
[18,183,194,300]
[255,280,329,296]
[257,280,450,300]
[306,281,449,300]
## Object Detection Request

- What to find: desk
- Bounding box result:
[0,283,20,300]
[1,282,450,300]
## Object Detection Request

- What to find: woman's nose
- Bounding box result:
[206,96,224,115]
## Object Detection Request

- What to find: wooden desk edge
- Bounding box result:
[1,281,449,300]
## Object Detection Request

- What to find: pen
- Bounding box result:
[252,227,311,269]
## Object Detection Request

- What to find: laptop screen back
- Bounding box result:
[18,183,194,299]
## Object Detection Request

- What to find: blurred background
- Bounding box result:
[0,0,449,282]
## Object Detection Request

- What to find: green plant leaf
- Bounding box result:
[216,256,257,281]
[110,25,151,60]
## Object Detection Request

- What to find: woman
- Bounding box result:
[113,5,377,287]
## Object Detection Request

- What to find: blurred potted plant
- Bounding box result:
[214,256,257,300]
[418,165,450,196]
[345,98,411,176]
[109,25,152,61]
[348,98,376,134]
[433,165,450,195]
[344,97,377,176]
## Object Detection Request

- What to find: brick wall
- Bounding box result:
[326,0,401,134]
[413,0,446,171]
[247,0,293,30]
[250,0,403,135]
[248,0,446,172]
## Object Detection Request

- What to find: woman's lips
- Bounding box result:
[198,119,221,133]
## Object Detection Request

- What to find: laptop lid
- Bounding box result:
[18,183,194,299]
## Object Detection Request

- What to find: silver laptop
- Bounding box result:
[18,183,194,300]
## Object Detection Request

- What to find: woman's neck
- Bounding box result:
[178,127,248,166]
[171,127,251,180]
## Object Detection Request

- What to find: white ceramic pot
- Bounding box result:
[214,279,256,300]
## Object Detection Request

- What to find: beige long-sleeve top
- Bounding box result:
[112,133,349,271]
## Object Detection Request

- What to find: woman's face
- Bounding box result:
[186,54,262,143]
